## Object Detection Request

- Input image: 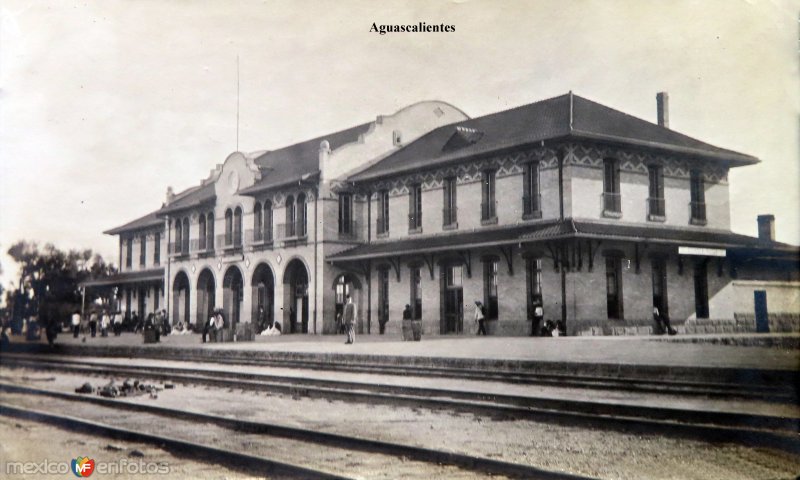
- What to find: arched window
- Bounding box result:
[182,217,190,253]
[253,202,263,242]
[285,196,295,237]
[206,212,214,251]
[225,209,233,245]
[264,200,273,241]
[297,193,307,237]
[234,206,243,246]
[174,219,182,254]
[199,214,207,250]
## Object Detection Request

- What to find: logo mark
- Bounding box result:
[71,457,95,477]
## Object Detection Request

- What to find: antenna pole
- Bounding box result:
[236,55,240,151]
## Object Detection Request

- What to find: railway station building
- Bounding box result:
[90,92,799,337]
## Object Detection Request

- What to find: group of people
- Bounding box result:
[256,306,282,336]
[70,309,125,339]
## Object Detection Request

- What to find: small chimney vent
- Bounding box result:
[656,92,669,128]
[757,214,775,242]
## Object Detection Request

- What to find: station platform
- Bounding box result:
[5,330,799,374]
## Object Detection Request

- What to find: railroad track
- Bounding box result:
[2,355,799,455]
[0,385,593,480]
[4,351,795,404]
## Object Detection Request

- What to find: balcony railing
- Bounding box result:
[375,216,389,236]
[246,228,273,245]
[647,197,665,218]
[276,221,307,241]
[190,237,215,254]
[522,194,542,217]
[408,212,422,231]
[216,231,242,250]
[168,242,190,257]
[690,201,707,224]
[442,207,458,227]
[481,201,497,221]
[338,220,360,241]
[602,192,621,214]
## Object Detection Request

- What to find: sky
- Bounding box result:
[1,0,798,289]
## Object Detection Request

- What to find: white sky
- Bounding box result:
[1,0,798,288]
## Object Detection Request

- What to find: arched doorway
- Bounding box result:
[172,271,190,327]
[196,268,216,328]
[283,259,309,333]
[333,273,362,334]
[251,263,275,332]
[223,266,244,329]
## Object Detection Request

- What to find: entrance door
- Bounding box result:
[754,290,769,333]
[441,265,463,334]
[651,258,668,318]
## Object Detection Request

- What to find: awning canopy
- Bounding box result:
[81,268,164,288]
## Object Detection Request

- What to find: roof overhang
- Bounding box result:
[81,268,164,288]
[239,171,321,197]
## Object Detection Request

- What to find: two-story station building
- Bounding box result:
[88,92,799,337]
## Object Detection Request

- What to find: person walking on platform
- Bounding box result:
[71,311,81,338]
[474,301,487,336]
[343,294,356,344]
[89,311,98,338]
[531,297,543,337]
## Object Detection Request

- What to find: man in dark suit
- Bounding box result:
[343,294,356,344]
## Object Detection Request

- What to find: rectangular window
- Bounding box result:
[126,238,132,268]
[603,158,621,214]
[523,162,541,217]
[378,268,389,324]
[139,235,146,266]
[443,177,457,226]
[648,165,665,218]
[409,184,422,231]
[693,261,709,318]
[338,193,353,235]
[605,256,624,319]
[377,191,389,235]
[154,233,160,265]
[481,170,496,221]
[690,170,706,224]
[410,267,422,319]
[484,260,498,319]
[446,265,462,287]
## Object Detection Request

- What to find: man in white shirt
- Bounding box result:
[71,311,81,338]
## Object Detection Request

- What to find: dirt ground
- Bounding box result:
[1,367,799,480]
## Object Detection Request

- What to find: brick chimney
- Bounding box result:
[656,92,669,128]
[757,214,775,241]
[165,186,175,206]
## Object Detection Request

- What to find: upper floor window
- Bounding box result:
[296,193,307,237]
[233,207,243,246]
[206,212,214,250]
[199,214,207,250]
[338,193,354,235]
[481,170,496,222]
[263,201,273,241]
[443,177,457,227]
[409,184,422,232]
[253,202,263,242]
[181,217,189,253]
[376,191,389,235]
[225,208,233,245]
[139,234,146,266]
[125,238,133,268]
[285,196,296,237]
[648,165,665,219]
[690,170,706,225]
[154,232,161,265]
[523,161,541,218]
[603,158,621,215]
[174,219,182,254]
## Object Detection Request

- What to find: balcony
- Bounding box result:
[522,194,542,219]
[442,207,458,229]
[408,213,422,233]
[375,216,389,237]
[337,220,360,241]
[602,192,622,218]
[216,232,243,251]
[276,221,307,242]
[190,237,215,256]
[647,197,666,221]
[168,241,190,257]
[246,228,273,247]
[690,201,707,226]
[481,201,497,224]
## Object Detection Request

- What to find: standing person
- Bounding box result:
[257,306,266,332]
[653,306,677,336]
[71,311,81,338]
[202,315,214,343]
[474,301,487,336]
[343,294,356,345]
[100,311,110,337]
[402,304,412,321]
[113,311,123,336]
[531,297,544,337]
[89,311,98,338]
[214,311,225,342]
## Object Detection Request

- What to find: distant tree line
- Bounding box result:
[1,241,117,333]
